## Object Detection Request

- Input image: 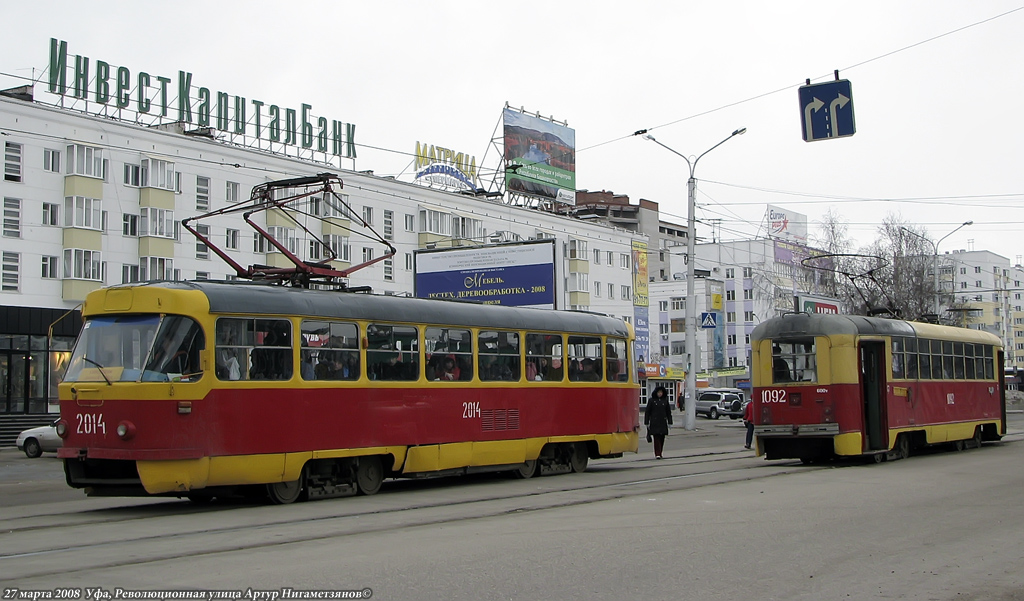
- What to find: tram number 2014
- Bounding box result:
[761,389,788,403]
[76,412,106,435]
[462,402,481,419]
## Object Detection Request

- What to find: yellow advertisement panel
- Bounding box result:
[631,240,649,307]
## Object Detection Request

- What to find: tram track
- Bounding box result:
[1,451,806,582]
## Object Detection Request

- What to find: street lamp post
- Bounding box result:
[901,221,973,317]
[643,128,746,431]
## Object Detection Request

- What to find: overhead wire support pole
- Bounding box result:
[641,128,746,431]
[901,221,972,318]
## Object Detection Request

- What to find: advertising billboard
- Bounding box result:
[503,108,575,204]
[766,205,808,243]
[414,240,556,309]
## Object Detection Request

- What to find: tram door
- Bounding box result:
[859,341,887,451]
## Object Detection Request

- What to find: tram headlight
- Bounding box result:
[55,420,68,438]
[116,420,137,441]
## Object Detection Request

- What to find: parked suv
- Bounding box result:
[695,390,747,420]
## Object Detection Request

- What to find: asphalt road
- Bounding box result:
[1,412,1022,601]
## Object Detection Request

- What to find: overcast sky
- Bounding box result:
[3,1,1022,264]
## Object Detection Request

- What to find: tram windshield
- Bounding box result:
[64,314,205,383]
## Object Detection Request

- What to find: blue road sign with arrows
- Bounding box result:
[799,79,856,142]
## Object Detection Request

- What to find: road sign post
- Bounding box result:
[799,79,856,142]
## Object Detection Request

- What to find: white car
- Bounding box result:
[16,420,62,458]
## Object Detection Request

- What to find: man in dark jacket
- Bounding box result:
[644,386,674,459]
[743,399,755,449]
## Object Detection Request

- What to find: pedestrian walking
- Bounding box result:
[743,399,755,449]
[644,386,673,459]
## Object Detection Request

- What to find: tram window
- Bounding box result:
[366,324,418,381]
[771,339,815,383]
[567,335,603,382]
[425,327,472,382]
[964,344,976,379]
[891,338,905,379]
[930,340,944,380]
[953,342,966,379]
[983,345,995,379]
[918,346,931,380]
[215,318,292,381]
[606,338,629,382]
[143,316,206,382]
[525,333,563,382]
[479,330,520,381]
[300,320,359,381]
[65,315,163,383]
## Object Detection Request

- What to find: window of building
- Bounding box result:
[63,249,103,281]
[743,267,753,278]
[226,181,240,203]
[121,264,140,284]
[419,208,451,235]
[660,345,670,357]
[226,228,239,250]
[196,224,210,259]
[405,214,415,232]
[42,256,59,279]
[727,334,737,345]
[620,253,630,269]
[670,342,685,355]
[608,283,614,298]
[65,144,105,179]
[4,142,22,182]
[43,148,61,173]
[324,193,351,219]
[607,251,614,265]
[2,252,18,290]
[725,267,735,279]
[123,163,141,187]
[961,281,968,289]
[727,311,736,322]
[383,209,394,240]
[453,215,483,240]
[726,290,735,301]
[362,247,374,262]
[745,334,751,344]
[593,248,601,264]
[140,256,174,281]
[42,202,59,226]
[196,176,210,211]
[196,271,209,280]
[3,198,21,238]
[361,206,373,225]
[324,234,350,262]
[405,253,413,271]
[974,266,982,274]
[568,238,588,259]
[659,323,670,335]
[744,310,755,322]
[63,196,102,230]
[960,267,967,275]
[659,300,668,312]
[383,258,394,282]
[122,213,139,237]
[976,281,982,288]
[621,285,631,300]
[672,297,684,311]
[267,226,296,254]
[594,281,601,298]
[567,272,588,292]
[743,288,753,300]
[140,207,174,238]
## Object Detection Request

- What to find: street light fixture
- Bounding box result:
[643,127,746,431]
[900,221,973,317]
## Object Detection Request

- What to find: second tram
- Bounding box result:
[750,312,1005,463]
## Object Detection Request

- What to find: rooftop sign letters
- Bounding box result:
[413,142,477,191]
[46,38,357,158]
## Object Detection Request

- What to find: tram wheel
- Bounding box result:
[954,440,966,452]
[569,443,589,473]
[267,479,303,504]
[513,459,538,479]
[895,435,911,461]
[970,428,983,449]
[871,453,885,464]
[356,456,384,495]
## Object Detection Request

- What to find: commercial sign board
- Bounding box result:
[631,240,649,307]
[766,205,808,243]
[413,141,478,191]
[45,38,357,159]
[797,294,841,314]
[503,108,575,204]
[414,240,556,309]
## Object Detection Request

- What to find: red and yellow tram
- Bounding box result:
[57,281,639,503]
[750,313,1005,463]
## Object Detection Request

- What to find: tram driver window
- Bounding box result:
[772,339,816,383]
[143,315,206,382]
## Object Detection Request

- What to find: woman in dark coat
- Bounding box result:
[644,385,673,459]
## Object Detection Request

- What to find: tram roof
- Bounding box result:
[751,312,1001,346]
[142,281,632,338]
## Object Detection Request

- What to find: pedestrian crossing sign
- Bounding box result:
[700,312,717,329]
